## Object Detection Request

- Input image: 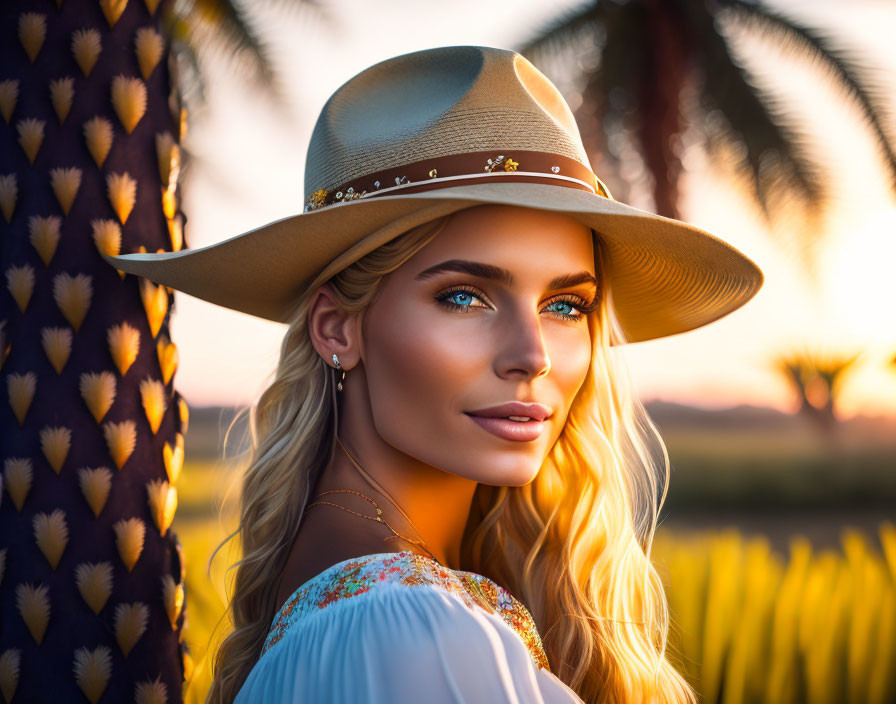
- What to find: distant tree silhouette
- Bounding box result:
[772,350,861,435]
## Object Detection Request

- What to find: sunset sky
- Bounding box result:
[169,0,896,420]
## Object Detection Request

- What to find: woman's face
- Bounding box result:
[357,204,598,486]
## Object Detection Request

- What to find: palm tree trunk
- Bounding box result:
[0,0,191,700]
[638,0,689,220]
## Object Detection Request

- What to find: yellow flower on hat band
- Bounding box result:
[305,188,328,212]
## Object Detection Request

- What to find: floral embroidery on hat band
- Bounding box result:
[302,150,613,213]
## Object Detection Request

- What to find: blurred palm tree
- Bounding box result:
[772,349,862,435]
[517,0,896,269]
[0,0,325,701]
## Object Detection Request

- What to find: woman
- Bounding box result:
[105,45,763,703]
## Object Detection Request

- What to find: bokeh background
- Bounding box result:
[174,2,896,699]
[1,0,894,702]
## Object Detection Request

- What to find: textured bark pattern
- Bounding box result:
[0,0,191,701]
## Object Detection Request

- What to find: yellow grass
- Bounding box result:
[172,460,242,704]
[174,460,896,703]
[654,524,896,704]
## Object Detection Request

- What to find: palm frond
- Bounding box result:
[173,0,337,117]
[578,4,651,201]
[168,35,207,118]
[190,0,291,108]
[516,1,604,62]
[251,0,332,20]
[724,0,896,191]
[684,2,824,222]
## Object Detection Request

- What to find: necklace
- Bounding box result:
[305,435,439,563]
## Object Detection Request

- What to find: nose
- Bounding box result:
[495,306,551,380]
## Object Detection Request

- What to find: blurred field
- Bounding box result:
[173,459,242,704]
[176,402,896,702]
[654,525,896,704]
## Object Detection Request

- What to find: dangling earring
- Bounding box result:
[332,353,346,392]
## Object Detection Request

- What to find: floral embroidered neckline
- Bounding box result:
[263,551,551,672]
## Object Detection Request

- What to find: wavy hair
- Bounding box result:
[205,209,697,703]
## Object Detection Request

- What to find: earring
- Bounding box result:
[332,353,346,392]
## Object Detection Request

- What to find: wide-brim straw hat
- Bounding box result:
[102,44,763,344]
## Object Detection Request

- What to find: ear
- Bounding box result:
[307,283,361,370]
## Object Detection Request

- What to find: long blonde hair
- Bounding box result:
[206,210,697,703]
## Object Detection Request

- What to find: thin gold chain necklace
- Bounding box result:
[306,435,439,563]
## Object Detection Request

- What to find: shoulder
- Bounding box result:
[265,552,464,642]
[264,551,546,664]
[242,571,582,703]
[264,551,462,647]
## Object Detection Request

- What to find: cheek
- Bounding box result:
[362,300,480,438]
[546,326,593,402]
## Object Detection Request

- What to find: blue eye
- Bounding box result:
[445,291,478,307]
[435,286,595,322]
[435,287,488,313]
[547,301,576,317]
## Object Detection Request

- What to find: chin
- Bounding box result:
[469,454,543,487]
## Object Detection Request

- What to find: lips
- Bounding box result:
[464,401,553,442]
[464,401,553,422]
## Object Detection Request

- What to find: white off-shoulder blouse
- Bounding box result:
[233,551,584,703]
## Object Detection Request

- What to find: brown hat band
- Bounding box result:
[303,149,613,212]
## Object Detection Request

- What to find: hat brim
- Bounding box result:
[101,182,763,344]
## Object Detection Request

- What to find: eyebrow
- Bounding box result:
[414,259,598,291]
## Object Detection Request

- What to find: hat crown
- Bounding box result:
[303,45,593,202]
